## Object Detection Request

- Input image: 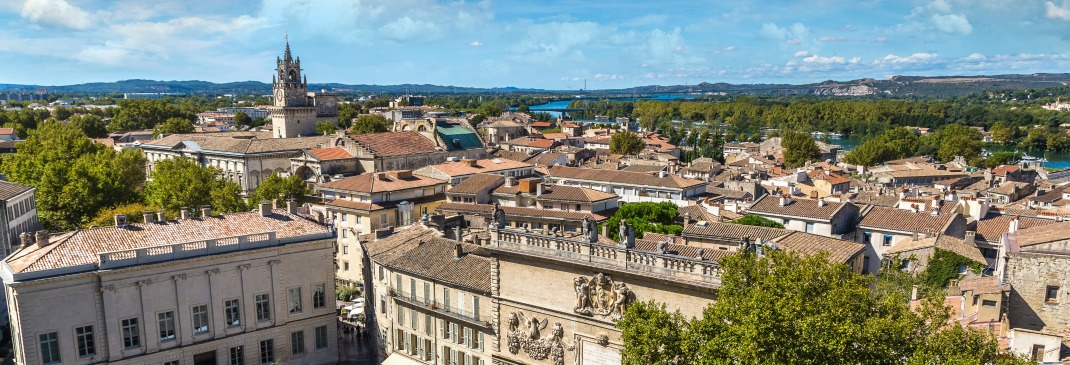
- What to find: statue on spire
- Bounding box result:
[284,33,292,61]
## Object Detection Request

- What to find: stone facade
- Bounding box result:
[270,41,338,139]
[1004,251,1070,332]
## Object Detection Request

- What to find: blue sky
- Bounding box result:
[2,0,1070,89]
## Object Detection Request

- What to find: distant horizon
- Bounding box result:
[2,0,1070,88]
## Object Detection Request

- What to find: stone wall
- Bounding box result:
[1005,251,1070,332]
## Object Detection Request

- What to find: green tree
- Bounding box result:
[0,120,146,229]
[69,114,109,138]
[85,202,161,227]
[988,122,1016,145]
[144,158,246,213]
[316,122,337,135]
[337,103,359,128]
[475,101,504,117]
[782,130,820,168]
[610,130,645,155]
[731,214,785,228]
[600,202,682,240]
[351,114,391,134]
[616,301,688,365]
[248,173,312,205]
[108,99,190,132]
[517,105,530,113]
[153,117,195,137]
[844,127,921,166]
[617,251,1030,365]
[233,111,252,127]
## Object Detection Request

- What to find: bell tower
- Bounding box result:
[268,37,318,138]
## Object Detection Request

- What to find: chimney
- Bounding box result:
[376,172,389,181]
[911,285,919,301]
[1008,215,1020,233]
[912,231,919,241]
[602,224,608,237]
[19,232,34,247]
[779,195,792,207]
[536,182,544,196]
[964,231,976,245]
[143,211,155,224]
[34,230,49,248]
[683,212,692,227]
[156,211,166,222]
[258,200,272,216]
[286,199,297,214]
[201,205,212,218]
[180,207,190,220]
[114,214,128,227]
[658,170,667,178]
[817,199,826,207]
[454,243,463,259]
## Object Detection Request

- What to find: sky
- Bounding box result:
[2,0,1070,89]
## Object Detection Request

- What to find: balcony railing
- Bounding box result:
[394,291,485,327]
[489,228,722,287]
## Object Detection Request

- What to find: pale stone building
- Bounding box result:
[1,205,338,365]
[0,180,38,257]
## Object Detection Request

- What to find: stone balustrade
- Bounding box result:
[98,232,278,270]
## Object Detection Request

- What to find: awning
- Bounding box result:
[382,353,426,365]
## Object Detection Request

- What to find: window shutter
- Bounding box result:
[439,319,445,339]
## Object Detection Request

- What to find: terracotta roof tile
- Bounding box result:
[447,174,504,195]
[772,231,865,264]
[746,195,853,221]
[307,147,354,160]
[349,131,438,157]
[6,210,328,274]
[318,172,445,193]
[1011,221,1070,247]
[885,234,986,263]
[145,132,329,154]
[975,214,1055,243]
[421,159,533,178]
[366,225,491,293]
[548,165,704,190]
[956,276,1009,295]
[858,206,959,234]
[682,221,788,242]
[538,185,618,203]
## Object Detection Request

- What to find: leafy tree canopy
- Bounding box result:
[68,114,108,138]
[144,158,247,214]
[108,99,190,132]
[351,114,392,134]
[248,173,312,206]
[731,214,785,228]
[600,202,682,240]
[316,122,337,135]
[782,130,821,168]
[610,130,645,155]
[233,111,252,127]
[153,117,195,137]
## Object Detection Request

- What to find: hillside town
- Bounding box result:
[0,40,1069,365]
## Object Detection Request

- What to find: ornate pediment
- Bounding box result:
[505,311,574,365]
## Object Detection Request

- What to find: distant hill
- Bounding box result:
[5,73,1070,98]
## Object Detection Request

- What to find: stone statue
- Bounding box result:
[611,283,633,320]
[492,203,505,229]
[506,312,522,354]
[581,216,591,236]
[656,240,668,254]
[573,277,591,315]
[618,219,627,243]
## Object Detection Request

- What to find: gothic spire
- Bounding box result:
[283,33,292,61]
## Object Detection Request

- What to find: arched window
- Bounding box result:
[288,69,297,81]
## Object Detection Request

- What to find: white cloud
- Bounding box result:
[722,46,737,51]
[1045,1,1070,20]
[469,41,483,47]
[786,39,802,45]
[759,22,808,40]
[873,37,888,43]
[20,0,93,30]
[818,36,865,43]
[931,13,972,34]
[74,45,131,66]
[880,53,939,64]
[794,51,811,57]
[380,16,441,41]
[510,21,606,62]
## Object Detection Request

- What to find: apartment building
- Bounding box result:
[1,205,338,365]
[0,180,38,257]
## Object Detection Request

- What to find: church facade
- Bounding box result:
[270,42,338,138]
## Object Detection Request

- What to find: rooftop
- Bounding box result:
[349,131,439,157]
[366,225,491,293]
[746,195,852,221]
[446,173,504,195]
[548,165,704,190]
[144,132,329,154]
[0,180,33,201]
[884,234,986,263]
[858,205,958,234]
[6,209,330,279]
[307,147,354,160]
[420,158,533,178]
[318,171,446,194]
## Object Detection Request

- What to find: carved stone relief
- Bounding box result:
[506,311,574,365]
[573,273,634,321]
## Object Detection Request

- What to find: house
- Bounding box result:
[985,181,1035,204]
[366,224,493,364]
[545,165,705,205]
[745,195,859,239]
[997,222,1070,362]
[500,136,557,154]
[973,214,1054,267]
[856,205,968,277]
[883,233,986,275]
[1,206,338,365]
[481,119,526,144]
[415,158,535,186]
[438,176,619,233]
[0,127,16,141]
[807,168,851,195]
[871,169,969,186]
[318,170,449,287]
[0,180,38,258]
[679,221,866,271]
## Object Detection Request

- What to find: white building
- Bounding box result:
[0,180,38,257]
[1,205,338,365]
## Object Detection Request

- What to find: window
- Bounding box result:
[444,288,451,312]
[1032,344,1045,362]
[458,292,466,315]
[410,278,416,301]
[378,266,385,281]
[255,294,271,321]
[313,283,326,309]
[425,314,433,335]
[900,259,911,270]
[75,325,95,357]
[380,294,386,314]
[863,232,872,243]
[545,203,553,209]
[39,332,60,364]
[288,287,303,314]
[315,325,329,350]
[192,305,210,334]
[398,305,405,323]
[380,214,387,225]
[1046,286,1060,303]
[424,282,431,304]
[805,222,815,233]
[450,322,459,343]
[121,317,141,349]
[164,361,179,365]
[158,311,176,341]
[982,300,997,307]
[473,296,480,321]
[464,327,474,348]
[478,332,484,352]
[343,261,350,271]
[225,299,241,327]
[291,331,305,355]
[343,245,349,254]
[229,345,245,365]
[957,264,968,275]
[883,235,894,247]
[259,339,275,364]
[424,339,433,361]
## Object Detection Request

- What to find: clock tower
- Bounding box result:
[268,40,331,138]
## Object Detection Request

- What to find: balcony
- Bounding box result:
[393,291,486,328]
